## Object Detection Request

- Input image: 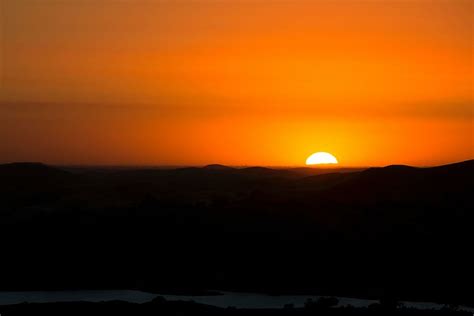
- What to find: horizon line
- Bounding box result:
[1,159,472,170]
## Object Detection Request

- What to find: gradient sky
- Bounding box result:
[1,0,472,166]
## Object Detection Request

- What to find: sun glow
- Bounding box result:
[306,152,338,165]
[0,1,471,167]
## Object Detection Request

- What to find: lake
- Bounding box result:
[0,290,472,312]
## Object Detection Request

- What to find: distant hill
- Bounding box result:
[331,159,473,195]
[0,162,75,186]
[203,164,236,171]
[0,160,472,306]
[0,162,70,177]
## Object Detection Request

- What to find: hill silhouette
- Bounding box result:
[0,162,72,179]
[0,160,472,307]
[203,164,236,171]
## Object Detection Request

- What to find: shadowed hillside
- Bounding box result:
[0,160,472,306]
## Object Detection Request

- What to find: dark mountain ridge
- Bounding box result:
[0,159,472,306]
[0,162,71,178]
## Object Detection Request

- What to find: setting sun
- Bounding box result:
[306,152,339,165]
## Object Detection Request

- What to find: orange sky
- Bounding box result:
[1,0,472,166]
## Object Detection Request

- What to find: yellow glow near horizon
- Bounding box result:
[306,152,339,165]
[0,1,472,167]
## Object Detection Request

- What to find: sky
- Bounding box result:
[0,0,472,166]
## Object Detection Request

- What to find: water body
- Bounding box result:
[163,291,378,309]
[0,290,156,305]
[0,290,472,312]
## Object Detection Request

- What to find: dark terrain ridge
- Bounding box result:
[0,296,471,316]
[0,160,472,306]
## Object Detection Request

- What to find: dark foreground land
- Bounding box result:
[0,160,473,307]
[0,297,471,316]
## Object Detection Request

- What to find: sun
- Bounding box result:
[306,152,338,165]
